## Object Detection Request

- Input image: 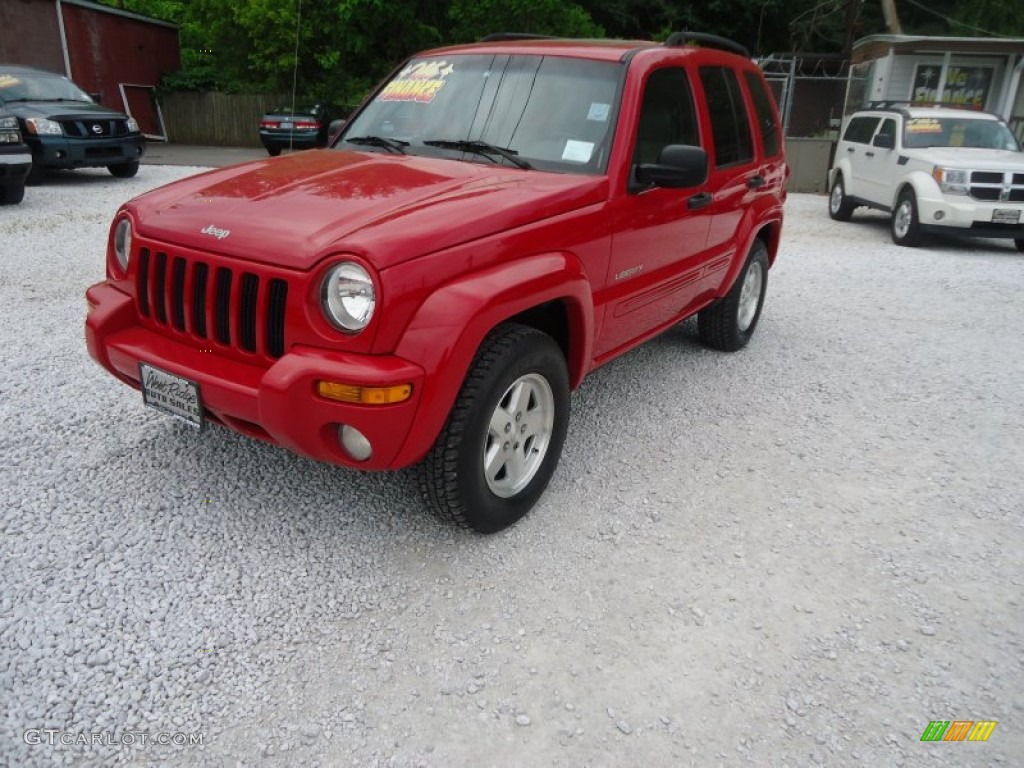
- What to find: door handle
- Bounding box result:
[747,175,765,189]
[847,147,855,153]
[865,151,875,157]
[687,192,712,210]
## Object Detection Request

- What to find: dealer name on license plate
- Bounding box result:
[993,208,1021,224]
[139,363,203,429]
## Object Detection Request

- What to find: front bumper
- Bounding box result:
[0,147,31,181]
[30,134,145,170]
[916,194,1024,239]
[85,283,426,470]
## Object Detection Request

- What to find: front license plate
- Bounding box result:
[279,121,294,129]
[993,208,1021,224]
[139,363,203,430]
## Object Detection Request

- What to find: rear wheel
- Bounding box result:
[698,239,769,352]
[0,181,26,205]
[1015,239,1024,253]
[828,175,855,221]
[419,324,569,534]
[266,146,282,157]
[108,161,139,178]
[891,189,923,247]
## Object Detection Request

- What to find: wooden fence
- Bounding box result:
[159,92,288,147]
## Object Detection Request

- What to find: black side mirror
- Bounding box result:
[873,133,895,150]
[327,118,347,144]
[635,145,708,189]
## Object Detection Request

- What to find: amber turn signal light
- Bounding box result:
[316,381,412,405]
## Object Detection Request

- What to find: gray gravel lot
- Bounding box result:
[1,166,1022,767]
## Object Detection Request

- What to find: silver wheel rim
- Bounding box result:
[737,261,764,332]
[483,373,555,498]
[830,183,843,213]
[894,200,913,238]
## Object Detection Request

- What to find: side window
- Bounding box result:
[698,66,754,168]
[876,118,897,144]
[843,116,880,144]
[743,71,781,157]
[632,68,700,166]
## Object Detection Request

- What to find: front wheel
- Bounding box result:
[1014,239,1024,253]
[108,161,139,178]
[698,239,769,352]
[891,189,923,247]
[419,324,570,533]
[828,175,855,221]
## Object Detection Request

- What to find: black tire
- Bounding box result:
[0,181,26,205]
[1014,239,1024,253]
[698,239,769,352]
[266,146,282,157]
[891,189,923,247]
[419,323,570,534]
[26,160,45,186]
[108,161,139,178]
[828,174,855,221]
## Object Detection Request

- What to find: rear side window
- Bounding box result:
[843,116,880,144]
[699,66,754,167]
[743,71,781,157]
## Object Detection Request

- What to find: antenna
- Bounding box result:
[289,0,303,152]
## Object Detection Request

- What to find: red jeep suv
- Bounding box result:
[86,33,786,532]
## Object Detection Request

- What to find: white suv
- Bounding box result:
[828,106,1024,250]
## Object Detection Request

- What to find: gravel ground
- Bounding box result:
[1,166,1022,767]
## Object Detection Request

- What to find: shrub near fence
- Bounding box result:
[160,92,288,147]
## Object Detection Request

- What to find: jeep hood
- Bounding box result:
[910,147,1024,170]
[5,100,128,120]
[126,150,608,271]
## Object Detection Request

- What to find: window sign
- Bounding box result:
[911,64,993,110]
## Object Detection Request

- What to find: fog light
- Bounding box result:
[934,210,945,221]
[339,425,372,461]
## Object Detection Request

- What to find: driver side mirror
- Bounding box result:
[873,133,895,150]
[634,145,708,190]
[327,118,347,144]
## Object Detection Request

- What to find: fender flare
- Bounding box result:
[891,170,940,211]
[390,252,593,467]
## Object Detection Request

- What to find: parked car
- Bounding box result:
[0,109,31,204]
[259,104,333,156]
[828,104,1024,249]
[86,32,787,532]
[0,64,145,184]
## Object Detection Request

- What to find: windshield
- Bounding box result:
[903,116,1020,151]
[340,54,623,174]
[0,72,92,104]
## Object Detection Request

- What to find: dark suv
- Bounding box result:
[0,109,30,204]
[0,65,145,184]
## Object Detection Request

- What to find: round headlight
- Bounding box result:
[113,218,132,273]
[321,262,375,332]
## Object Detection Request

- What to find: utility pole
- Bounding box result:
[881,0,903,34]
[842,0,861,60]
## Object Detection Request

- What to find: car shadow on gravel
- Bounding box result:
[839,210,1023,255]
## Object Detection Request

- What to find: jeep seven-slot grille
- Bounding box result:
[136,248,288,359]
[968,171,1024,202]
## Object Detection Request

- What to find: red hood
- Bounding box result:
[127,150,608,271]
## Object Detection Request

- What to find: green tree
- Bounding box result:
[448,0,602,42]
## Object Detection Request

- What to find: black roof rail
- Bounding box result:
[479,33,560,43]
[664,32,749,58]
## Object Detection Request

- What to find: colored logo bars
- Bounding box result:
[920,720,997,742]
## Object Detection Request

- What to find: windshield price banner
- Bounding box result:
[379,61,455,104]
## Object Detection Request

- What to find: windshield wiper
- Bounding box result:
[344,135,409,154]
[423,139,532,170]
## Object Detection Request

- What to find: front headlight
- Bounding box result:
[24,117,62,136]
[0,116,17,130]
[321,262,375,332]
[113,218,132,273]
[127,117,140,133]
[933,167,968,195]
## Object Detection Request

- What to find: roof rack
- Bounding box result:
[866,100,989,111]
[479,33,560,43]
[664,32,749,58]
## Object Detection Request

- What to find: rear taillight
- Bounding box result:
[260,120,278,129]
[295,121,320,130]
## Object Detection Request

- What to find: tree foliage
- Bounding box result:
[98,0,1021,104]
